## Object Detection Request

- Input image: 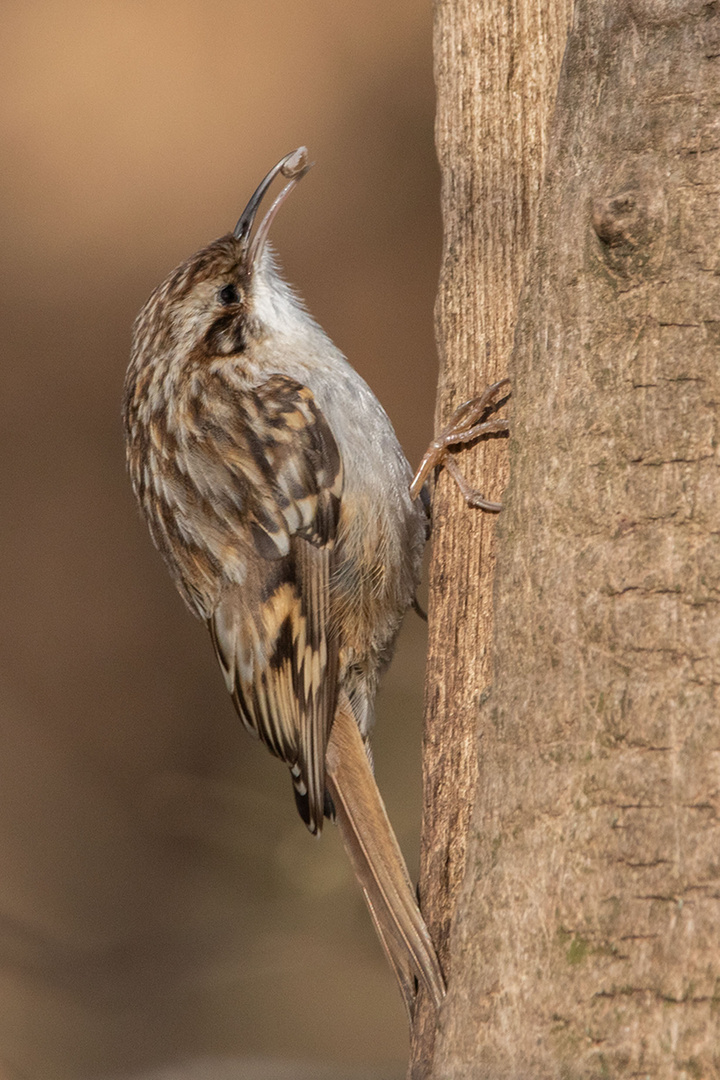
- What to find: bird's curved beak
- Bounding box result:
[234,147,312,269]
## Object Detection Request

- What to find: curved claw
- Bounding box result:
[444,456,503,512]
[410,378,510,507]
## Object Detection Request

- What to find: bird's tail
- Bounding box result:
[325,698,445,1020]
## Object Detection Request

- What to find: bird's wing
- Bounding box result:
[200,373,343,835]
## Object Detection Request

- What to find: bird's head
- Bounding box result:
[131,148,313,366]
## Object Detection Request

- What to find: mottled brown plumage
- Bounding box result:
[123,149,444,1017]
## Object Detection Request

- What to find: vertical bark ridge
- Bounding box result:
[411,1,572,1075]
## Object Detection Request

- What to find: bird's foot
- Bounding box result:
[410,378,510,511]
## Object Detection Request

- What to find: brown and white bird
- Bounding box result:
[123,148,445,1016]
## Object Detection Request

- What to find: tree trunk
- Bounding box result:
[410,0,571,1075]
[421,0,720,1076]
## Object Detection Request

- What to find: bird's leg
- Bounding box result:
[410,378,510,511]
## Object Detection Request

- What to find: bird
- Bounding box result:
[123,147,445,1018]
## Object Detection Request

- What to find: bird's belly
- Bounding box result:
[331,475,424,696]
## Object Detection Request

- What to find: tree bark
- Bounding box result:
[410,0,572,1074]
[424,1,720,1076]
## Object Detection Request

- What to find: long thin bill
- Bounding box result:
[233,147,310,245]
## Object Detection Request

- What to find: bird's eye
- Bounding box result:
[218,283,239,306]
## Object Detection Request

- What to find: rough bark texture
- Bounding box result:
[410,1,572,1074]
[432,1,720,1076]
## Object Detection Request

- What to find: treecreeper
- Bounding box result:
[122,147,445,1019]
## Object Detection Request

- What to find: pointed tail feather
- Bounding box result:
[325,699,446,1018]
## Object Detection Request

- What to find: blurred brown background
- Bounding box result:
[0,2,440,1077]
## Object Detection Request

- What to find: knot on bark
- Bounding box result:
[591,184,665,280]
[592,190,654,249]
